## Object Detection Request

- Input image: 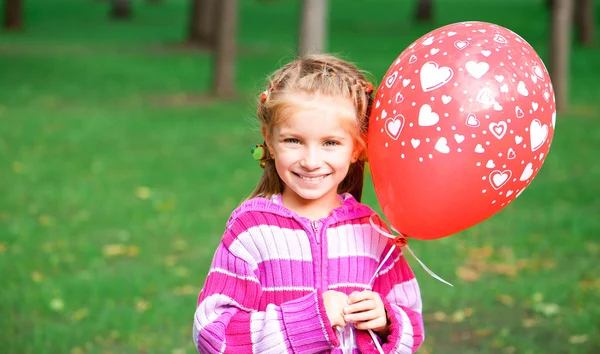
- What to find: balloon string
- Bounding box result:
[369,215,453,287]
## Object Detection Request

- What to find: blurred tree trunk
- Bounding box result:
[188,0,216,47]
[415,0,433,23]
[110,0,132,19]
[212,0,237,98]
[574,0,595,45]
[3,0,23,30]
[549,0,574,112]
[299,0,329,56]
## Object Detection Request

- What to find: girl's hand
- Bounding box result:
[323,290,349,329]
[343,291,390,337]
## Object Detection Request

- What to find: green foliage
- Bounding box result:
[1,0,599,353]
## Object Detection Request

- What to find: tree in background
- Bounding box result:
[212,0,237,98]
[188,0,216,47]
[574,0,595,45]
[550,0,574,112]
[111,0,132,19]
[3,0,23,30]
[299,0,329,56]
[415,0,433,23]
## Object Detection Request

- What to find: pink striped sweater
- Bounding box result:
[193,193,424,353]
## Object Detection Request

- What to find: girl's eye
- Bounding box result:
[284,138,300,144]
[324,140,339,146]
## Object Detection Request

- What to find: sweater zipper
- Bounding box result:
[312,220,320,244]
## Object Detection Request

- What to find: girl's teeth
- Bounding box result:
[301,175,324,181]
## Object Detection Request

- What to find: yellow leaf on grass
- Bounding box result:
[174,285,196,296]
[12,161,24,173]
[72,308,89,321]
[32,271,43,282]
[126,245,139,257]
[136,186,151,200]
[50,298,65,312]
[70,347,86,354]
[457,266,480,282]
[39,215,54,226]
[569,335,588,344]
[103,244,125,257]
[497,294,514,307]
[0,243,6,253]
[135,299,151,312]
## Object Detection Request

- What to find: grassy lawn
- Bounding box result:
[1,0,599,353]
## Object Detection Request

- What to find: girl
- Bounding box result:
[193,54,424,353]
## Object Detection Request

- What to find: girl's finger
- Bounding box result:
[347,290,375,304]
[344,309,379,323]
[352,317,388,331]
[343,299,376,315]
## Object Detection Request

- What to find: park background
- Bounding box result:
[1,0,599,353]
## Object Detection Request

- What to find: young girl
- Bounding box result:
[193,54,424,353]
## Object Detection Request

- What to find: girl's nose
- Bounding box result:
[300,147,322,170]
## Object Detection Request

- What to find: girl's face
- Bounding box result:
[268,94,361,211]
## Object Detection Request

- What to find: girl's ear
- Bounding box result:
[262,126,274,157]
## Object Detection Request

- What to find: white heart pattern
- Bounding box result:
[466,61,490,79]
[530,119,548,151]
[420,61,454,92]
[475,144,485,153]
[476,88,495,105]
[442,95,452,104]
[507,148,516,159]
[386,71,398,88]
[490,170,512,189]
[411,138,420,148]
[495,75,504,83]
[515,106,524,118]
[486,159,495,168]
[395,92,404,103]
[532,102,539,111]
[517,81,529,96]
[418,104,440,126]
[435,137,450,154]
[533,65,545,80]
[494,34,508,44]
[454,40,469,50]
[422,37,435,46]
[403,79,411,87]
[519,163,533,181]
[385,115,405,140]
[515,135,523,144]
[454,134,465,143]
[489,121,507,139]
[481,50,491,57]
[466,113,480,127]
[409,55,417,64]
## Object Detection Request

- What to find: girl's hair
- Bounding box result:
[248,54,374,202]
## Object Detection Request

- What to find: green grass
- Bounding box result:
[2,0,600,353]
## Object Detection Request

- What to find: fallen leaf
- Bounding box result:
[72,308,89,321]
[496,294,514,307]
[0,243,6,253]
[50,298,65,312]
[136,186,152,200]
[135,298,151,312]
[457,266,480,282]
[569,335,588,344]
[31,271,43,282]
[12,161,24,173]
[103,244,125,257]
[39,215,54,226]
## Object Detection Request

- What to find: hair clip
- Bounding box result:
[251,144,268,168]
[365,82,374,94]
[260,90,268,103]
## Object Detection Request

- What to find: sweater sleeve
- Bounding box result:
[356,226,424,353]
[193,240,340,353]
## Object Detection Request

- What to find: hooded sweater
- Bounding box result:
[193,193,424,353]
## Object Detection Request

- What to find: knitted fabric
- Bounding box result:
[193,194,424,353]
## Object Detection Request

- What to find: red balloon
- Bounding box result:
[368,21,556,240]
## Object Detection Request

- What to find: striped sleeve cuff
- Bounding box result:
[280,289,339,352]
